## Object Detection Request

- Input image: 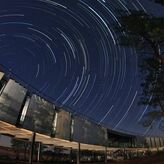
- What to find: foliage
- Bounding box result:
[119,10,164,62]
[152,0,164,5]
[139,58,164,110]
[118,10,164,126]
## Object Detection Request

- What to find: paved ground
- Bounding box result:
[0,153,164,164]
[107,153,164,164]
[0,157,164,164]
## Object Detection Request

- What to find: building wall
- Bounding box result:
[0,79,27,125]
[22,94,55,136]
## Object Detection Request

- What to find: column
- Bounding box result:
[77,142,80,164]
[104,147,107,164]
[37,142,41,162]
[29,132,36,164]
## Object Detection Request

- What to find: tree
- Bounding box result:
[118,10,164,125]
[151,0,164,5]
[119,10,164,63]
[139,57,164,126]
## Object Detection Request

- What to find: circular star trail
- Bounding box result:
[0,0,164,136]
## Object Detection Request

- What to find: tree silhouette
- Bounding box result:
[118,10,164,125]
[139,57,164,126]
[152,0,164,5]
[119,10,164,63]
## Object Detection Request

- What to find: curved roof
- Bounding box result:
[0,0,164,137]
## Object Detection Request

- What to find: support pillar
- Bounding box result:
[77,142,80,164]
[105,147,107,164]
[136,149,139,158]
[69,147,72,163]
[29,132,36,164]
[37,142,41,162]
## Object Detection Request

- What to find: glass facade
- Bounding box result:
[73,116,108,146]
[55,108,71,140]
[22,94,55,136]
[0,79,27,125]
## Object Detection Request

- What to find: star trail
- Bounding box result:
[0,0,164,137]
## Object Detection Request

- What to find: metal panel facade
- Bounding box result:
[22,94,55,136]
[0,79,27,125]
[72,116,108,146]
[55,109,71,140]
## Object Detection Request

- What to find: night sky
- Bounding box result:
[0,0,164,137]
